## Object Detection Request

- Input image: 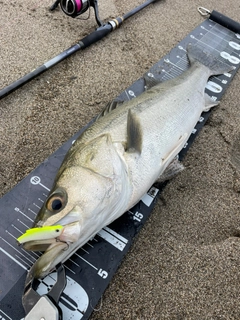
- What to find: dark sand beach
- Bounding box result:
[1,0,240,318]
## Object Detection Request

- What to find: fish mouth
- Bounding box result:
[23,218,81,278]
[30,241,70,279]
[23,220,81,251]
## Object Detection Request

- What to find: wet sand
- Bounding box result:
[1,0,240,318]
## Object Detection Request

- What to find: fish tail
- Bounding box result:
[187,44,234,75]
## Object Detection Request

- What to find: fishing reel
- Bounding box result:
[50,0,103,26]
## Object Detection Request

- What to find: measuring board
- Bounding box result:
[0,14,240,320]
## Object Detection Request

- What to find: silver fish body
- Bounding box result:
[23,45,232,278]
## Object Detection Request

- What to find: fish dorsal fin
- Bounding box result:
[96,99,124,121]
[143,72,162,90]
[126,109,142,154]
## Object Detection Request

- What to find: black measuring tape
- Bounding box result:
[0,9,240,320]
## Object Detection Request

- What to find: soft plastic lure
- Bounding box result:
[17,225,63,244]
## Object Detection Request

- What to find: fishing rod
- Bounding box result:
[0,0,161,99]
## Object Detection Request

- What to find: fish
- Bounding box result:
[21,44,233,278]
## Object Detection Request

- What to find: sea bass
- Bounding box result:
[22,44,232,278]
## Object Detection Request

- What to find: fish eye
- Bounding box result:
[52,199,62,210]
[46,193,66,213]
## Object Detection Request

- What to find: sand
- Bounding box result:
[1,0,240,318]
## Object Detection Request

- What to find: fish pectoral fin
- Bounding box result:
[161,133,188,167]
[126,109,142,154]
[203,93,219,112]
[96,99,124,120]
[156,134,187,184]
[157,156,184,183]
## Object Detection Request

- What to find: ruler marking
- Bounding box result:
[63,264,76,274]
[0,309,12,320]
[15,254,31,268]
[74,252,98,270]
[11,224,23,235]
[17,219,31,229]
[103,226,128,244]
[0,236,33,265]
[5,230,18,241]
[40,183,50,191]
[97,229,127,251]
[69,258,80,267]
[28,208,37,215]
[80,247,90,254]
[195,38,221,53]
[16,208,34,222]
[0,247,27,271]
[164,59,184,71]
[212,23,235,39]
[124,89,131,100]
[86,242,94,248]
[20,247,38,261]
[33,203,41,209]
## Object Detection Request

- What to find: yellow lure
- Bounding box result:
[17,225,63,244]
